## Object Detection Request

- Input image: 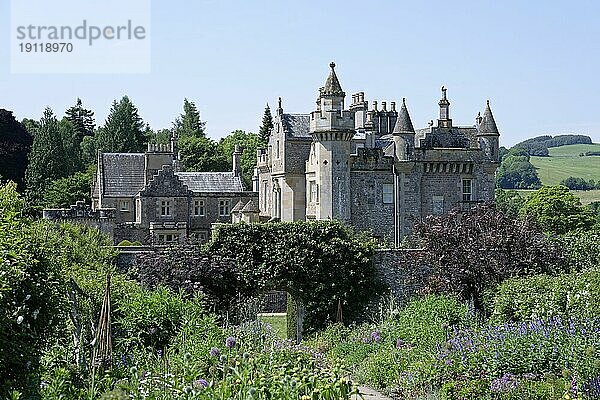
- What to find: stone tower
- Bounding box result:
[477,100,500,162]
[307,62,355,221]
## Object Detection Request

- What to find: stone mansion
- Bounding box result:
[44,62,499,246]
[44,139,259,244]
[254,62,500,245]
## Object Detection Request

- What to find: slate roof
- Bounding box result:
[231,199,247,212]
[415,127,477,149]
[282,114,311,138]
[101,153,146,196]
[241,198,260,213]
[176,172,245,193]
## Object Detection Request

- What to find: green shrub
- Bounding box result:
[356,349,402,390]
[115,287,204,351]
[137,220,382,333]
[308,295,469,391]
[117,239,133,246]
[490,268,600,322]
[440,379,491,400]
[520,185,596,234]
[562,229,600,271]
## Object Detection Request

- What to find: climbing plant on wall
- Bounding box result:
[134,220,381,333]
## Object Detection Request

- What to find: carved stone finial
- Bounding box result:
[330,61,336,69]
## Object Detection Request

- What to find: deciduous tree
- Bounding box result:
[413,204,566,310]
[0,109,33,189]
[25,108,68,196]
[520,185,596,234]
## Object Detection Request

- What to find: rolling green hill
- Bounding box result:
[528,143,600,204]
[530,144,600,185]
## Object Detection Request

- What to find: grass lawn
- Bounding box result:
[530,144,600,185]
[257,313,288,338]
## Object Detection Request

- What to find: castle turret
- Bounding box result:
[438,86,452,128]
[477,100,500,161]
[392,98,415,160]
[308,62,355,222]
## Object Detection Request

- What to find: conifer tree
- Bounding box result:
[65,98,95,144]
[95,96,146,153]
[173,98,205,138]
[59,118,82,175]
[25,108,67,195]
[258,104,273,143]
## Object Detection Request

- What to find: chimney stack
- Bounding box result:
[233,145,242,177]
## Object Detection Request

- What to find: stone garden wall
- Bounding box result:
[371,248,431,302]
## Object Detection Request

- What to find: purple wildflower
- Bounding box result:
[225,336,236,348]
[395,338,405,348]
[209,347,220,358]
[194,378,209,389]
[490,373,518,393]
[370,331,381,342]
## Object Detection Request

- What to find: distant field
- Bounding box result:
[530,143,600,186]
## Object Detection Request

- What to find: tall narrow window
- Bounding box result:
[462,179,473,201]
[160,200,171,216]
[262,181,268,210]
[432,196,444,215]
[382,184,394,204]
[309,181,318,203]
[219,199,231,216]
[276,140,280,159]
[193,199,205,216]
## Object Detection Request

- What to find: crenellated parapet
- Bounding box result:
[43,201,115,221]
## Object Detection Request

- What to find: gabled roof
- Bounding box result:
[176,172,245,193]
[231,199,247,212]
[392,98,415,134]
[241,198,259,213]
[478,100,499,135]
[282,114,311,138]
[101,153,145,196]
[322,62,344,96]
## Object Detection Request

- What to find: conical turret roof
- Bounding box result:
[322,62,344,96]
[392,98,415,134]
[478,100,499,135]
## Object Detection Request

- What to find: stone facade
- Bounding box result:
[256,63,500,245]
[44,140,258,244]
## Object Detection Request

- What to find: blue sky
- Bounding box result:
[2,0,600,146]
